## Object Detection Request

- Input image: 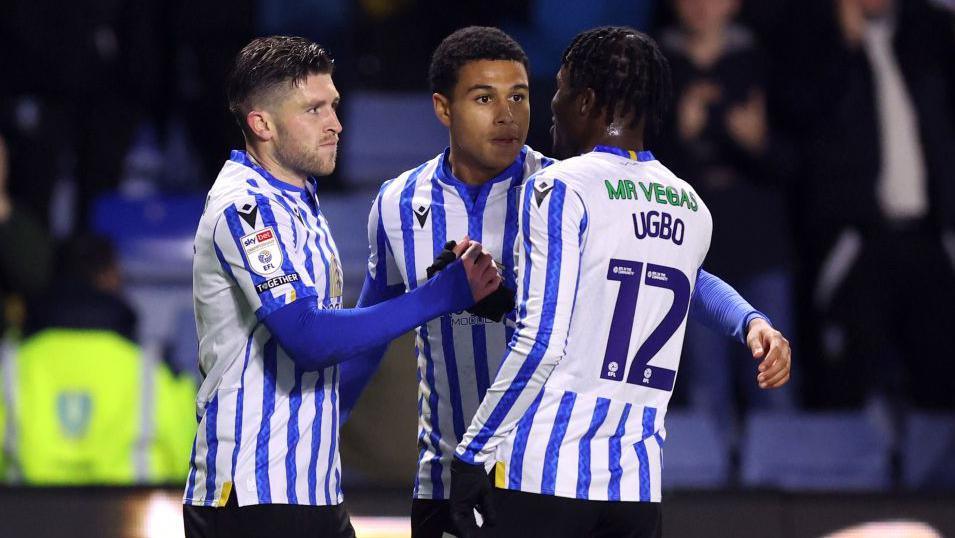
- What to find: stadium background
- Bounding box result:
[0,0,954,536]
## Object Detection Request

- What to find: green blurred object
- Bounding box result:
[0,329,196,485]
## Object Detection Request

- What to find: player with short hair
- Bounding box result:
[343,26,790,538]
[449,26,791,538]
[182,35,501,538]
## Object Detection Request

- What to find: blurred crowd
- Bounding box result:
[0,0,953,487]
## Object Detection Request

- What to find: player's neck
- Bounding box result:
[447,149,501,186]
[589,120,645,154]
[246,146,307,189]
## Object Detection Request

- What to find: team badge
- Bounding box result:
[241,226,283,276]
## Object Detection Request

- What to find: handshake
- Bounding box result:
[426,237,515,322]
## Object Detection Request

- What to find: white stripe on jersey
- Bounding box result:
[186,151,343,507]
[368,146,554,499]
[456,147,712,502]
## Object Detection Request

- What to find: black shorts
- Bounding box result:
[411,498,456,538]
[183,489,355,538]
[486,488,662,538]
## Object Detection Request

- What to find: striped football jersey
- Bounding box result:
[456,146,712,503]
[185,150,345,508]
[368,146,554,499]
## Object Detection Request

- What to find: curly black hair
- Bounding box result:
[560,27,672,134]
[227,36,335,135]
[429,26,529,96]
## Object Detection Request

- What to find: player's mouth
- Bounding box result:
[319,139,338,148]
[490,137,519,146]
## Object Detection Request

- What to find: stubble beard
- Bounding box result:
[276,138,337,178]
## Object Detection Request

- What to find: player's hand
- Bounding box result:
[459,241,502,303]
[450,457,496,537]
[468,284,516,322]
[746,317,791,389]
[426,239,462,279]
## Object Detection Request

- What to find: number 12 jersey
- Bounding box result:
[456,145,712,503]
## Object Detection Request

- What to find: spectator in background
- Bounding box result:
[0,133,53,337]
[780,0,955,409]
[655,0,799,432]
[0,236,195,484]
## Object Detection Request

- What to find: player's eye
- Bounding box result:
[511,94,526,103]
[476,95,491,104]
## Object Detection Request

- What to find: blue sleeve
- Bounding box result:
[689,269,769,343]
[263,260,471,371]
[338,272,405,422]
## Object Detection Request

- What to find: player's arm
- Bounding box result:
[214,196,499,372]
[689,270,791,388]
[689,269,767,343]
[451,177,585,533]
[339,187,406,420]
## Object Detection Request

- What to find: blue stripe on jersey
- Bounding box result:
[203,394,220,505]
[313,212,337,307]
[254,196,311,300]
[231,333,255,480]
[430,182,466,441]
[576,397,611,499]
[635,407,658,501]
[285,366,303,504]
[308,369,326,505]
[464,179,566,457]
[413,382,424,496]
[507,389,544,489]
[608,403,633,501]
[213,238,238,286]
[185,435,199,501]
[401,164,445,497]
[223,206,283,317]
[467,185,491,401]
[541,157,556,168]
[255,338,279,503]
[271,195,299,248]
[541,391,577,495]
[418,327,445,497]
[374,182,392,283]
[276,194,319,294]
[323,366,339,504]
[503,176,524,343]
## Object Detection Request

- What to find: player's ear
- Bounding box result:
[246,109,275,142]
[577,88,597,118]
[433,92,452,128]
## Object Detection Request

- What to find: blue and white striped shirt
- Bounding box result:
[185,151,344,507]
[368,146,554,499]
[456,146,712,502]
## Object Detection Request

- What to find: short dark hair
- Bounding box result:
[560,27,672,133]
[227,36,335,135]
[429,26,529,96]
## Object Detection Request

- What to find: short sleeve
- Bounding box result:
[212,195,321,320]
